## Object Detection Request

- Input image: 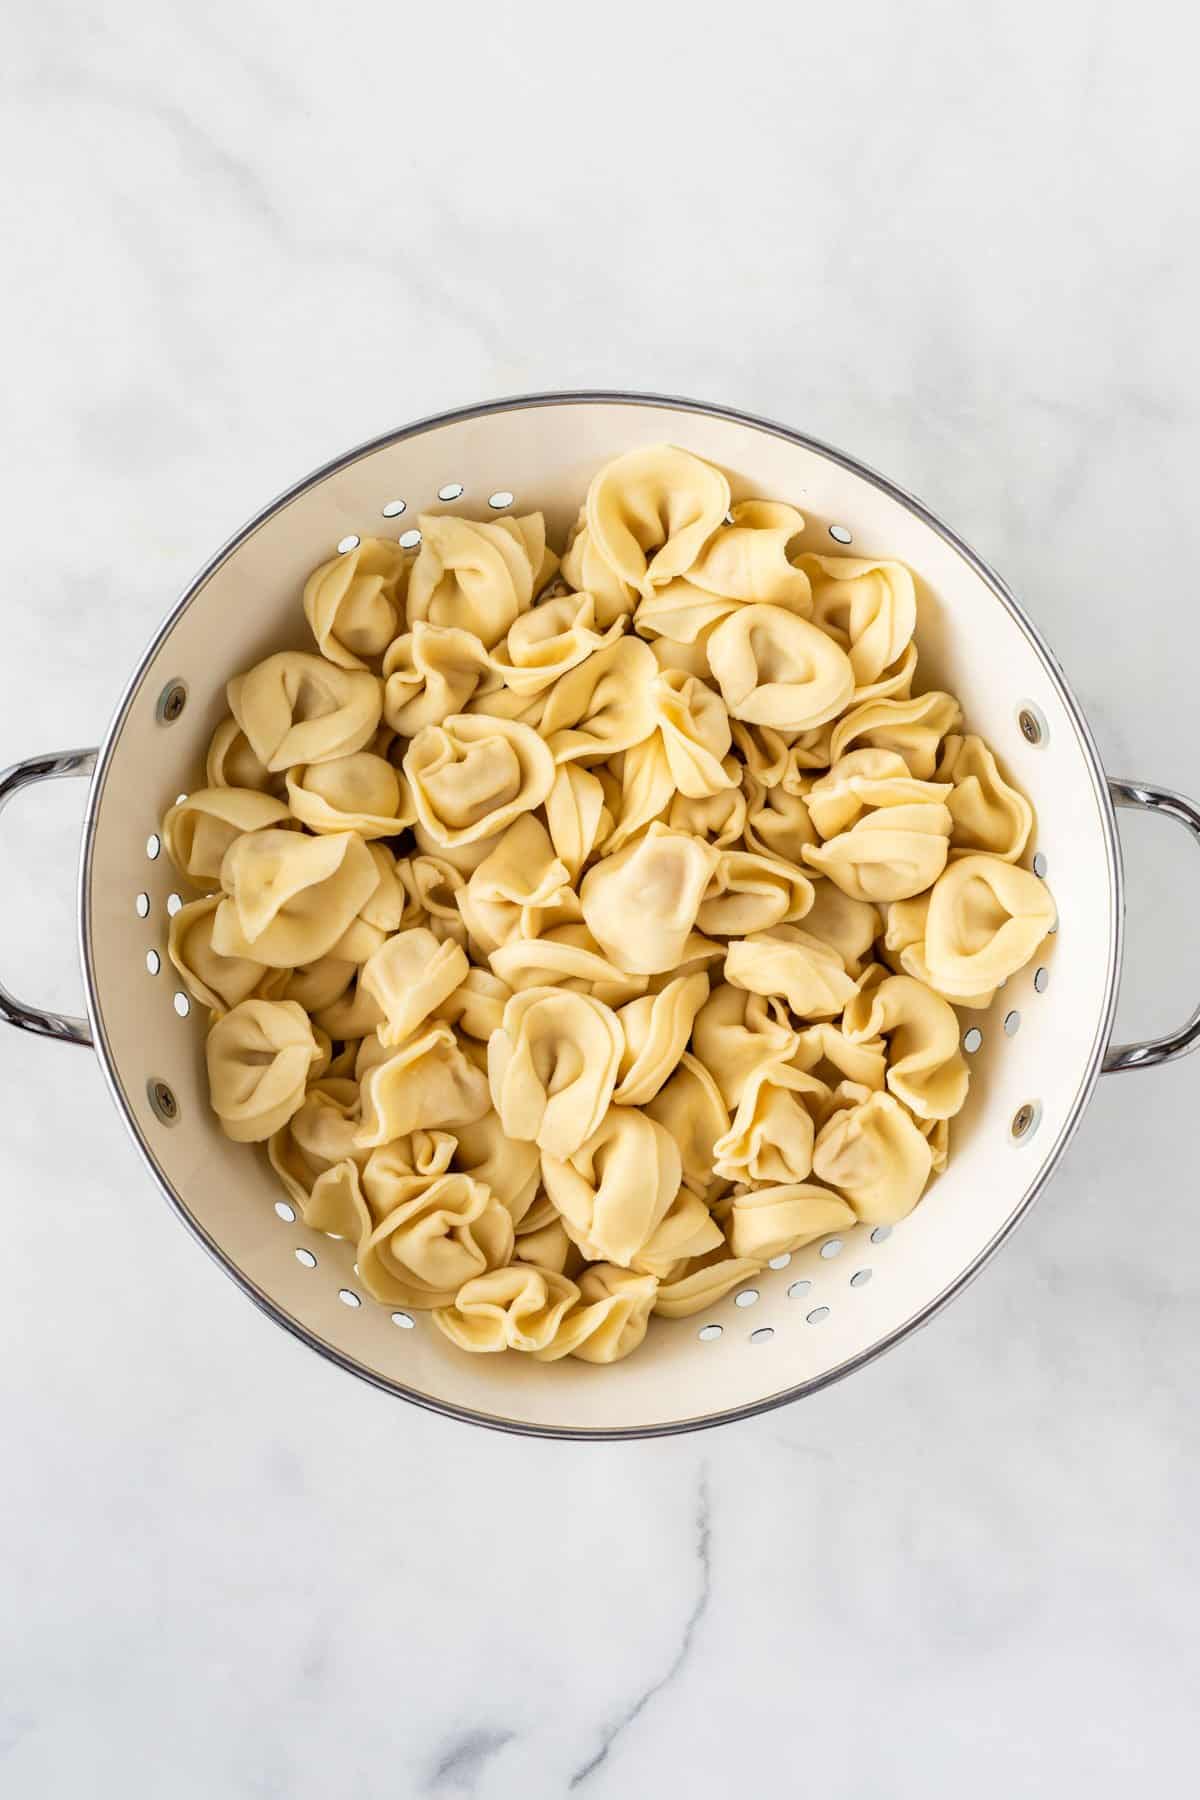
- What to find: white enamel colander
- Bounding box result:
[4,392,1198,1439]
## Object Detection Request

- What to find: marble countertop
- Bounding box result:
[3,4,1198,1795]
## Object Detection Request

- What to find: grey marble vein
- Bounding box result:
[427,1727,515,1794]
[568,1465,712,1789]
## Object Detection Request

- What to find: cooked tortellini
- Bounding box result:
[172,442,1051,1365]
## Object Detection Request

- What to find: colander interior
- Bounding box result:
[80,396,1119,1436]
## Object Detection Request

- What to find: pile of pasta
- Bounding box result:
[163,444,1056,1365]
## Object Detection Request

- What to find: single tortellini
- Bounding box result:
[432,1264,582,1353]
[635,500,811,642]
[922,854,1056,997]
[707,604,854,730]
[741,772,816,865]
[667,761,748,846]
[354,1022,491,1149]
[724,926,858,1019]
[796,554,917,688]
[612,970,710,1105]
[936,734,1034,861]
[560,509,638,625]
[396,852,470,948]
[360,927,470,1048]
[802,801,953,902]
[206,715,282,795]
[695,848,814,937]
[801,881,882,978]
[358,1173,515,1309]
[725,1183,855,1262]
[604,673,735,850]
[829,690,962,780]
[404,512,551,648]
[285,752,414,839]
[690,983,797,1107]
[489,590,625,695]
[812,1090,933,1224]
[843,971,968,1120]
[539,636,659,763]
[206,999,321,1142]
[360,1131,457,1217]
[303,537,409,668]
[643,1053,732,1199]
[433,966,513,1041]
[541,1106,682,1269]
[403,713,555,847]
[712,1062,827,1186]
[212,828,381,968]
[805,749,952,839]
[161,787,290,883]
[538,1265,661,1365]
[543,764,612,879]
[630,1186,724,1280]
[487,986,623,1158]
[450,1112,541,1224]
[168,895,268,1015]
[584,444,731,603]
[268,1077,365,1208]
[579,823,719,975]
[227,651,383,772]
[652,1249,764,1319]
[457,815,574,955]
[381,623,492,737]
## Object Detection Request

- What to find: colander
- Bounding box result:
[4,392,1198,1440]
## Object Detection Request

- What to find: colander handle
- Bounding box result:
[1104,777,1200,1073]
[0,747,97,1048]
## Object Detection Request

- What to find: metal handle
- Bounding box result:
[0,747,97,1048]
[1104,777,1200,1073]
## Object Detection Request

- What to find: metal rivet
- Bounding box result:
[749,1326,775,1345]
[1011,1100,1042,1142]
[806,1306,831,1325]
[146,833,161,859]
[390,1310,414,1329]
[1034,966,1049,993]
[870,1225,892,1244]
[1017,704,1048,746]
[734,1288,759,1308]
[295,1248,317,1269]
[135,892,150,918]
[1033,851,1048,877]
[338,1289,361,1308]
[156,680,188,725]
[488,490,514,510]
[820,1238,844,1259]
[398,527,422,549]
[381,499,407,518]
[767,1252,792,1270]
[1004,1009,1021,1036]
[172,991,190,1017]
[698,1323,722,1342]
[166,892,182,916]
[787,1279,812,1300]
[963,1026,983,1053]
[849,1269,873,1288]
[336,534,360,554]
[437,483,465,502]
[147,1078,178,1124]
[145,949,161,975]
[828,523,853,544]
[274,1201,296,1223]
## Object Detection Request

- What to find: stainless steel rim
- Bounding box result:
[76,389,1125,1440]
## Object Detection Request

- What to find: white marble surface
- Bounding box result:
[3,3,1199,1795]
